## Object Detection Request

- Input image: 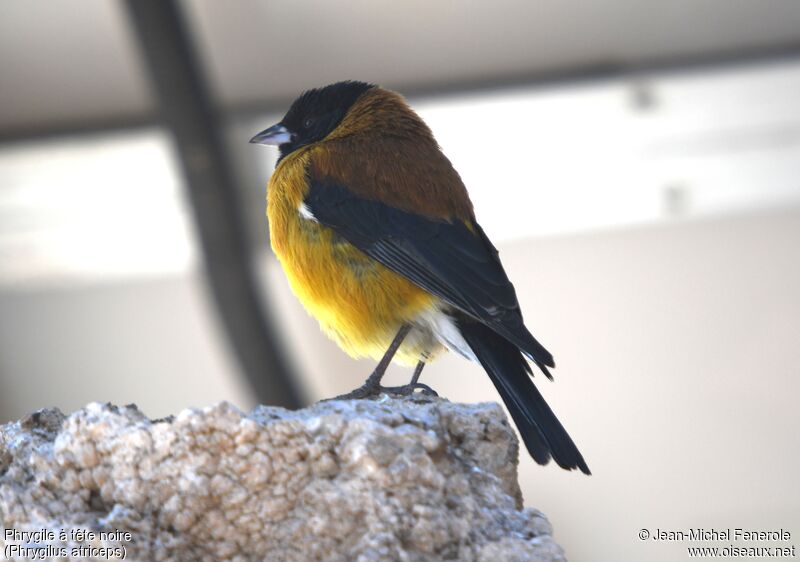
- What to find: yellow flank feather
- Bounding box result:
[267,147,438,365]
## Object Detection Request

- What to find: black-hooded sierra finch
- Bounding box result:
[251,81,589,474]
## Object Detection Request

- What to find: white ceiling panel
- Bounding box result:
[1,0,799,132]
[183,0,800,105]
[0,0,153,131]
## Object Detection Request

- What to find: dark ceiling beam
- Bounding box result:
[123,0,303,409]
[0,115,157,145]
[230,39,800,121]
[2,38,800,145]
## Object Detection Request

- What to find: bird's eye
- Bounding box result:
[303,117,315,129]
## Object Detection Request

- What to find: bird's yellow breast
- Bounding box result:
[266,147,437,363]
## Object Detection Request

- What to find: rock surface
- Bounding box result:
[0,397,565,561]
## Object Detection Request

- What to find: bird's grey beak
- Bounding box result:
[249,124,292,146]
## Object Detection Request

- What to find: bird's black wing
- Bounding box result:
[304,177,555,372]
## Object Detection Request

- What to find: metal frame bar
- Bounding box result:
[123,0,303,409]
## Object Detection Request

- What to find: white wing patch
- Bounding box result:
[298,202,318,222]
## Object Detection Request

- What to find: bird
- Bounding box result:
[250,80,590,474]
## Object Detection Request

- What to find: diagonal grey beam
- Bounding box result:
[123,0,303,409]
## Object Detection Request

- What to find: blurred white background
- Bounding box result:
[1,1,799,560]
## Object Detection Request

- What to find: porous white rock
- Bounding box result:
[0,397,566,561]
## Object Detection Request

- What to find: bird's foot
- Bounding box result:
[329,382,381,401]
[380,383,439,397]
[329,382,438,401]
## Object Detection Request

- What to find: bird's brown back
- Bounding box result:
[310,88,475,222]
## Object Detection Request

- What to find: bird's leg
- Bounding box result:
[332,324,412,400]
[382,354,439,397]
[410,359,426,385]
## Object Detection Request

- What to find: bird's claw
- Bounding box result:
[381,383,439,397]
[328,384,381,401]
[328,382,438,401]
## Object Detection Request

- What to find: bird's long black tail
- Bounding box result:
[455,315,590,474]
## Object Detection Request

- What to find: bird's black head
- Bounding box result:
[250,80,375,161]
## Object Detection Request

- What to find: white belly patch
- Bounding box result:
[413,308,478,362]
